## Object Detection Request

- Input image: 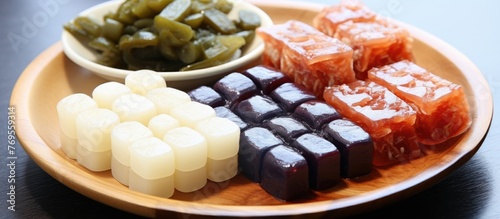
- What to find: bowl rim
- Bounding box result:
[61,0,273,81]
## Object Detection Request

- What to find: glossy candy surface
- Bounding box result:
[323,119,372,178]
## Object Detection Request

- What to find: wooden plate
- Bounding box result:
[11,0,492,218]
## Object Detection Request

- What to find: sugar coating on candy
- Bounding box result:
[188,86,226,107]
[148,114,180,139]
[243,65,292,94]
[163,127,207,172]
[239,127,284,182]
[291,133,341,190]
[112,94,157,126]
[213,72,259,106]
[92,81,132,109]
[293,100,342,130]
[125,70,167,95]
[323,119,373,178]
[260,145,309,201]
[146,87,191,115]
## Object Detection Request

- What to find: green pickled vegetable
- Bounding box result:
[154,16,194,44]
[64,0,261,72]
[235,30,256,44]
[134,18,154,29]
[214,0,233,14]
[191,0,214,13]
[181,35,245,71]
[88,37,122,67]
[146,0,173,12]
[131,0,156,18]
[158,40,178,60]
[177,41,201,64]
[114,0,139,25]
[159,0,191,22]
[184,13,204,29]
[103,18,124,43]
[238,10,261,30]
[119,30,159,50]
[202,8,237,34]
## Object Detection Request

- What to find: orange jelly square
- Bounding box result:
[368,60,472,145]
[334,19,414,79]
[313,0,378,36]
[324,80,421,166]
[258,20,356,97]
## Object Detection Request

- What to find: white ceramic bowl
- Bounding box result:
[61,0,273,89]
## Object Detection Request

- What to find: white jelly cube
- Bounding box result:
[148,114,180,139]
[112,156,129,185]
[207,155,238,182]
[163,127,207,171]
[111,121,153,165]
[112,94,157,125]
[77,146,111,172]
[57,93,97,138]
[175,166,207,193]
[111,121,152,186]
[125,70,166,95]
[195,117,240,160]
[92,82,132,109]
[129,171,174,198]
[76,108,120,152]
[129,137,175,179]
[60,132,78,159]
[145,87,191,115]
[170,102,216,128]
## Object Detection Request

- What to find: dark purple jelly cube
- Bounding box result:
[323,119,373,178]
[213,72,259,106]
[188,86,226,107]
[234,95,284,125]
[293,100,342,130]
[243,65,292,94]
[264,117,311,142]
[260,145,309,201]
[214,106,249,131]
[239,127,284,182]
[270,83,316,112]
[291,133,340,190]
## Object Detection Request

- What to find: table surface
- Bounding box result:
[1,0,499,218]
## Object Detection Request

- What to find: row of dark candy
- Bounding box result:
[187,65,373,201]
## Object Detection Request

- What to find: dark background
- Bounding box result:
[1,0,499,218]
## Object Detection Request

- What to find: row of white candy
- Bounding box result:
[56,70,240,198]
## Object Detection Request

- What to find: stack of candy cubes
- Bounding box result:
[56,70,240,198]
[188,65,374,201]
